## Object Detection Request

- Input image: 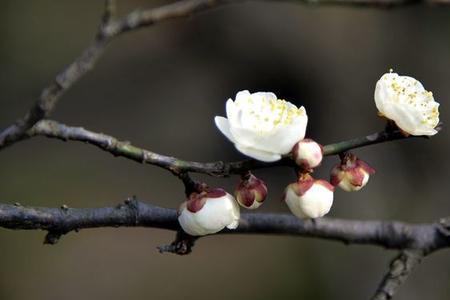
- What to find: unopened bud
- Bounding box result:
[292,139,323,170]
[178,187,240,236]
[235,173,268,209]
[283,173,334,219]
[330,153,375,192]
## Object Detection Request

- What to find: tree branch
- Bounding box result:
[1,199,449,254]
[1,0,448,297]
[0,4,114,149]
[0,0,227,151]
[300,0,450,6]
[25,119,413,176]
[371,250,424,300]
[1,0,448,150]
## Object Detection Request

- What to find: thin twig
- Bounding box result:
[0,0,228,150]
[371,250,424,300]
[297,0,450,6]
[0,3,113,149]
[102,0,117,25]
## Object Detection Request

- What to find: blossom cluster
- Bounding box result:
[178,71,440,236]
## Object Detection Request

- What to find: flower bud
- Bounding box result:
[330,153,375,192]
[292,138,323,170]
[178,188,240,236]
[235,173,268,209]
[283,173,334,219]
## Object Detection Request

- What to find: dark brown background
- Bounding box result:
[0,1,449,299]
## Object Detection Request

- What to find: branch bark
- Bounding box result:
[371,250,424,300]
[25,119,412,176]
[0,3,114,149]
[1,199,449,254]
[0,0,227,150]
[296,0,450,6]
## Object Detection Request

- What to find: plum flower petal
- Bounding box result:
[215,116,236,143]
[234,144,282,162]
[292,138,323,170]
[374,72,439,136]
[284,175,334,219]
[215,90,308,162]
[178,189,240,236]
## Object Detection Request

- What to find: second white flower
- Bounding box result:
[374,72,440,136]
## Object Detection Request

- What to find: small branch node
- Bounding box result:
[157,231,198,255]
[177,172,200,196]
[437,217,450,237]
[60,204,69,212]
[44,231,65,245]
[103,0,117,24]
[124,196,140,225]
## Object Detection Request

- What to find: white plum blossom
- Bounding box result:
[292,138,323,170]
[215,90,308,162]
[178,188,240,236]
[374,71,440,136]
[284,174,334,219]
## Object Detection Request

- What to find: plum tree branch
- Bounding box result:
[371,250,424,300]
[299,0,450,6]
[25,119,412,176]
[1,199,449,254]
[0,0,448,149]
[0,2,114,149]
[1,0,449,299]
[0,0,227,150]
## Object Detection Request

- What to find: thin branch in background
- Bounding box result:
[109,0,230,35]
[102,0,117,25]
[0,2,115,149]
[0,0,230,150]
[371,250,424,300]
[303,0,450,6]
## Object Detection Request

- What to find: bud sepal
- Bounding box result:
[235,173,268,209]
[330,153,375,192]
[283,173,334,219]
[178,187,240,236]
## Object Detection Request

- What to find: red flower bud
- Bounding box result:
[330,153,375,192]
[235,173,268,209]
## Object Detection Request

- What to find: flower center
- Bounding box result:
[236,94,304,132]
[383,74,439,127]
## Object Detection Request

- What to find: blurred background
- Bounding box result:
[0,0,449,299]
